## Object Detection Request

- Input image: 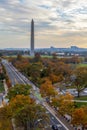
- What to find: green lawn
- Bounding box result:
[75,96,87,100]
[41,55,52,58]
[77,63,87,67]
[74,96,87,108]
[74,102,87,108]
[0,81,5,93]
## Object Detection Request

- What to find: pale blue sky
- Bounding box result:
[0,0,87,48]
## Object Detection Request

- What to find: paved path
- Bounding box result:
[73,100,87,103]
[3,80,8,95]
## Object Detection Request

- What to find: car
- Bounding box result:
[52,125,59,130]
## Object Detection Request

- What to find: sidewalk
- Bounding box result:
[1,79,9,105]
[3,79,8,95]
[73,99,87,103]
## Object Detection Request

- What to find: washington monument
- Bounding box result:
[30,19,35,56]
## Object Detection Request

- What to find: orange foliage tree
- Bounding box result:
[72,107,87,128]
[40,79,57,100]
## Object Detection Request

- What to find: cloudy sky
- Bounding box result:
[0,0,87,48]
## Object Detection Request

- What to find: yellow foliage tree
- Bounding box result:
[40,79,57,100]
[59,93,74,115]
[72,107,86,128]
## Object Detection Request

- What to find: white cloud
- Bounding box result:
[0,0,87,48]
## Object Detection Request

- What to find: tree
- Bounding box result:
[52,53,58,62]
[9,95,33,112]
[51,97,60,108]
[84,57,87,62]
[51,93,75,116]
[72,107,87,129]
[28,62,43,84]
[51,61,72,84]
[59,93,74,115]
[73,67,87,97]
[14,104,49,130]
[7,84,31,100]
[0,72,5,80]
[32,53,41,62]
[83,107,87,128]
[0,53,3,57]
[71,56,82,64]
[6,76,12,88]
[0,106,12,130]
[49,73,63,83]
[13,58,30,74]
[16,54,23,61]
[40,79,57,100]
[65,56,82,64]
[8,95,49,130]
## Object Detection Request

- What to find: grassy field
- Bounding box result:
[0,81,4,93]
[74,96,87,108]
[41,55,52,58]
[77,63,87,67]
[75,102,87,108]
[75,96,87,100]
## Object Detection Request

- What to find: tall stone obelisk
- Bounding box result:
[30,19,34,56]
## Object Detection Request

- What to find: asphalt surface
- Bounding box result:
[0,93,3,106]
[2,59,74,130]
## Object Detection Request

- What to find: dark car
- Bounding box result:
[52,125,58,130]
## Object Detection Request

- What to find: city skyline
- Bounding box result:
[0,0,87,48]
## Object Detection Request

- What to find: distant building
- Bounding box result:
[71,46,79,49]
[30,19,35,56]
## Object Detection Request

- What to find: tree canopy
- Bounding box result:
[7,84,31,100]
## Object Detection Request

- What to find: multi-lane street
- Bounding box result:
[2,59,74,130]
[2,59,36,90]
[0,93,3,107]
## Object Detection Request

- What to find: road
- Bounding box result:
[0,93,3,107]
[2,59,74,130]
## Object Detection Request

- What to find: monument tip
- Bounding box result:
[32,19,34,22]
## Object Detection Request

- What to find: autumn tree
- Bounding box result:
[13,58,30,74]
[28,62,43,84]
[52,53,58,62]
[63,56,82,64]
[0,53,3,57]
[49,73,63,84]
[73,67,87,97]
[0,72,5,81]
[51,92,75,116]
[84,57,87,62]
[59,93,74,115]
[70,56,82,64]
[0,106,12,130]
[14,103,49,130]
[7,84,31,100]
[40,79,57,100]
[72,107,87,129]
[83,107,87,128]
[6,75,12,88]
[16,54,23,61]
[32,53,41,62]
[8,95,49,130]
[51,97,60,108]
[9,56,30,75]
